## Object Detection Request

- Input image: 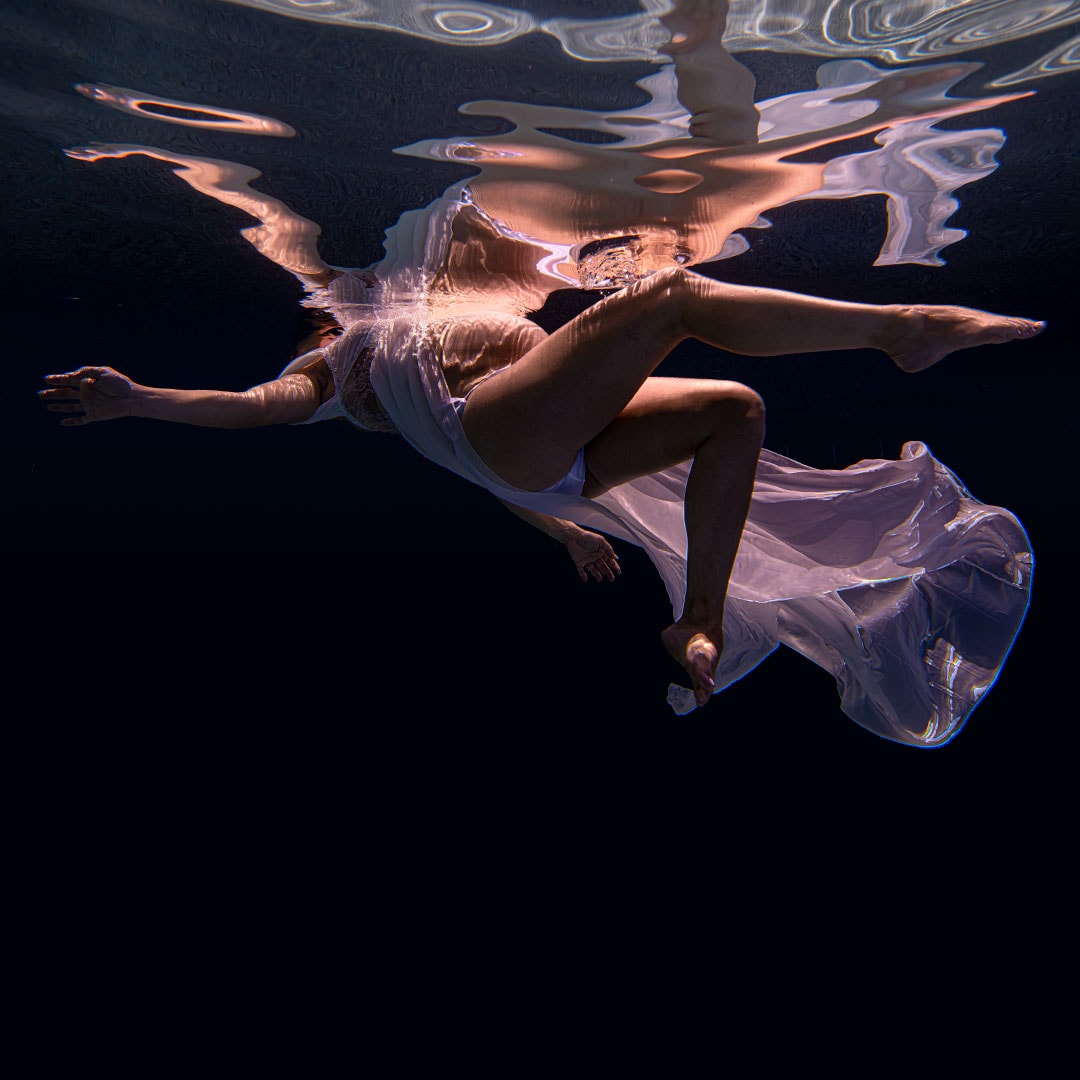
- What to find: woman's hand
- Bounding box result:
[39,366,141,426]
[566,528,621,583]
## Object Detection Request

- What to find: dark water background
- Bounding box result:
[4,0,1077,841]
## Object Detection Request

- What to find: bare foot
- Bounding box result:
[885,304,1045,373]
[661,621,722,707]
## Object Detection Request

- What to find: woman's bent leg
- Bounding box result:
[583,377,765,706]
[462,269,693,491]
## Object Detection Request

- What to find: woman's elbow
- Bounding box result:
[247,375,320,426]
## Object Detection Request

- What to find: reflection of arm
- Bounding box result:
[41,359,333,429]
[63,143,338,284]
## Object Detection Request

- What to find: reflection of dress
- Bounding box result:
[295,190,1033,748]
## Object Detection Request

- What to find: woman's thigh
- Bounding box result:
[582,377,764,496]
[460,270,691,490]
[464,369,761,495]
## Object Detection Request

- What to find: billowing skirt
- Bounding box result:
[637,442,1032,746]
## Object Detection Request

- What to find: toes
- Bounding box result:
[693,675,716,707]
[1003,319,1044,341]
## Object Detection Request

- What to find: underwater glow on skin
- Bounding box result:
[224,0,1080,83]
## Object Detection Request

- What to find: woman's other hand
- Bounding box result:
[566,528,621,583]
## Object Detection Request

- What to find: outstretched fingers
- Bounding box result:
[578,555,620,583]
[38,387,81,404]
[40,370,96,422]
[38,387,92,425]
[569,531,622,583]
[39,366,137,426]
[41,367,113,386]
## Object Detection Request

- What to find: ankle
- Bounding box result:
[676,601,723,637]
[875,304,917,354]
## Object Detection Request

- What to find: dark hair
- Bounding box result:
[291,307,343,359]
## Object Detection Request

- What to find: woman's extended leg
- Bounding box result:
[462,268,1043,493]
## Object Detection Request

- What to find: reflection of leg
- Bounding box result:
[582,377,764,705]
[660,0,759,146]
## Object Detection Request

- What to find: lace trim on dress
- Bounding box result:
[339,346,398,434]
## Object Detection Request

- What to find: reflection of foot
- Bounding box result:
[836,62,1030,131]
[74,82,124,106]
[661,621,722,707]
[839,63,975,106]
[886,304,1045,373]
[659,0,729,54]
[62,142,135,162]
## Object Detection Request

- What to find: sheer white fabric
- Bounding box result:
[277,275,396,432]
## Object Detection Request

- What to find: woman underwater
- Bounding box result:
[41,1,1045,745]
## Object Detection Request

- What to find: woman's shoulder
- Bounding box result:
[276,349,334,402]
[291,353,337,404]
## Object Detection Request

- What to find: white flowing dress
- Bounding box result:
[286,192,1032,749]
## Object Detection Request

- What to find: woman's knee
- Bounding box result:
[623,265,695,307]
[633,265,695,302]
[706,383,766,443]
[613,267,698,338]
[633,267,740,336]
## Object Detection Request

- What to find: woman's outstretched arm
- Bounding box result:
[39,360,332,429]
[497,499,621,583]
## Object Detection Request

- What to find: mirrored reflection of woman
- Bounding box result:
[42,0,1045,745]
